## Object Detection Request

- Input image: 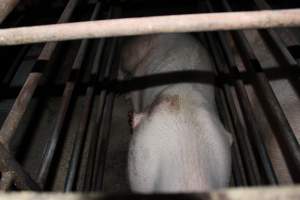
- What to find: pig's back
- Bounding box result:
[128,34,215,111]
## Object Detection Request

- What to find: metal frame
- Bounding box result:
[0,0,300,193]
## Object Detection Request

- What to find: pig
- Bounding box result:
[120,33,232,193]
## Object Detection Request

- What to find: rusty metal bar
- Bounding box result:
[0,8,300,45]
[221,0,300,183]
[0,0,80,151]
[0,143,40,190]
[0,0,19,23]
[206,33,261,185]
[37,2,100,187]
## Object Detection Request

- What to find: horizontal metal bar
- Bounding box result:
[0,186,300,200]
[0,9,300,45]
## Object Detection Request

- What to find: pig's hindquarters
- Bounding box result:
[128,91,231,193]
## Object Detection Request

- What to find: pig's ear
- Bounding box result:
[132,113,146,129]
[224,131,233,146]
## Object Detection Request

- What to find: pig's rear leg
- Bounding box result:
[128,135,159,193]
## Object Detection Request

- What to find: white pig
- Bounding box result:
[121,33,232,193]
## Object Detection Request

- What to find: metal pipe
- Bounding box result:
[221,0,300,183]
[206,33,261,185]
[0,0,19,23]
[92,38,118,191]
[216,88,248,186]
[0,0,80,151]
[0,9,300,45]
[205,1,277,184]
[64,37,106,192]
[216,32,278,184]
[38,2,100,186]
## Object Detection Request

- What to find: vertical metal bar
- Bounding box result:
[206,32,261,185]
[82,8,116,191]
[38,3,101,187]
[89,40,116,190]
[64,38,106,191]
[206,2,276,183]
[221,0,300,183]
[217,32,278,185]
[216,88,248,186]
[0,0,81,150]
[92,38,118,191]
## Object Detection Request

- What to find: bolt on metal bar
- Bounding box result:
[0,0,19,23]
[37,2,100,187]
[221,0,300,183]
[64,31,106,192]
[206,33,261,185]
[0,0,80,151]
[1,8,300,45]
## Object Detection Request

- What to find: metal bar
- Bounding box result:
[82,8,116,192]
[216,88,248,186]
[38,2,101,185]
[1,9,300,45]
[251,0,298,66]
[0,72,42,149]
[0,171,14,190]
[206,0,277,183]
[0,0,19,23]
[0,143,40,190]
[92,38,118,191]
[64,38,106,191]
[221,0,300,183]
[217,32,278,184]
[0,0,80,151]
[2,45,31,85]
[206,33,261,185]
[1,186,300,200]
